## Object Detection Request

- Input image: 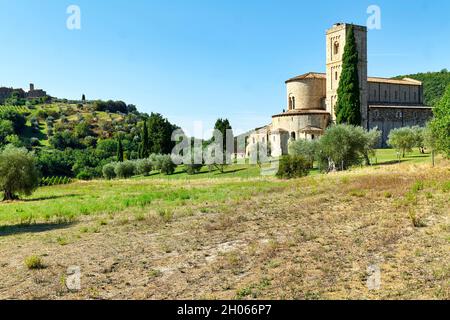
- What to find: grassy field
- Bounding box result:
[0,149,433,225]
[0,150,448,300]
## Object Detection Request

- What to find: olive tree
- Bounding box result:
[0,145,40,201]
[387,127,416,158]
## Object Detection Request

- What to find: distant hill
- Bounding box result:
[395,69,450,106]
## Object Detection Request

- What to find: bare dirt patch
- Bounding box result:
[0,162,448,300]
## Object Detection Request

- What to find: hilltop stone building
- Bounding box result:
[246,23,433,157]
[0,83,47,104]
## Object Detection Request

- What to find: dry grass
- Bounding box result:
[0,161,448,300]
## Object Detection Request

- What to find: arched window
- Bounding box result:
[311,134,315,140]
[289,97,292,110]
[334,42,339,55]
[292,97,295,109]
[335,72,338,81]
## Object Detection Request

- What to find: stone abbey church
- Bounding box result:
[247,23,433,157]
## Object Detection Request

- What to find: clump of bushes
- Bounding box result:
[135,158,153,176]
[102,163,117,180]
[288,124,381,172]
[159,155,176,175]
[102,154,177,180]
[184,163,203,175]
[276,155,310,179]
[114,160,136,179]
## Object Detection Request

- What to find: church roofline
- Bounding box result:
[272,110,330,118]
[285,72,422,86]
[285,72,326,83]
[369,104,432,109]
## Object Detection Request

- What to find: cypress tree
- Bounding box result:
[140,120,150,158]
[335,25,362,126]
[117,138,124,162]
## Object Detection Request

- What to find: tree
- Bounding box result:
[412,126,426,154]
[387,127,416,158]
[147,113,179,154]
[82,94,86,102]
[428,84,450,158]
[0,146,40,201]
[210,118,233,173]
[74,122,92,139]
[335,25,362,126]
[0,120,14,145]
[0,109,26,134]
[49,131,83,150]
[117,138,124,162]
[139,120,150,158]
[318,124,377,171]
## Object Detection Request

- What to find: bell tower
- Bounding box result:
[325,23,368,128]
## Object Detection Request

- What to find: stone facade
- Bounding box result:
[0,83,47,104]
[245,23,433,157]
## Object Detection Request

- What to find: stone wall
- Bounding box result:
[368,107,433,147]
[286,78,326,111]
[368,82,423,105]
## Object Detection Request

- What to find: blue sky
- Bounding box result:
[0,0,449,135]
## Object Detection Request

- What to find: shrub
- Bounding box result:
[160,155,176,175]
[184,163,203,175]
[76,170,94,181]
[288,139,318,168]
[135,158,153,176]
[25,255,45,270]
[114,160,136,179]
[149,153,164,171]
[102,163,117,180]
[276,155,310,179]
[30,137,41,147]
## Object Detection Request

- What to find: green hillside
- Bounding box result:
[0,98,178,180]
[395,69,450,106]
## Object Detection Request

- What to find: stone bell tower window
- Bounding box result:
[334,42,339,55]
[292,97,295,109]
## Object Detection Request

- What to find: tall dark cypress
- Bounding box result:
[117,138,124,162]
[140,120,150,158]
[335,25,362,126]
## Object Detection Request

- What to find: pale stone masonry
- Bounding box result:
[246,23,433,156]
[0,83,47,104]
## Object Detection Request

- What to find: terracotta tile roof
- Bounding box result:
[286,72,422,86]
[285,72,326,83]
[368,77,422,86]
[272,110,330,118]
